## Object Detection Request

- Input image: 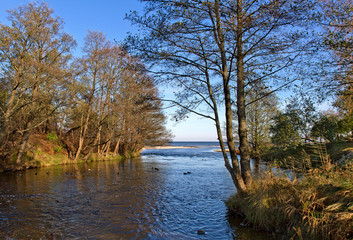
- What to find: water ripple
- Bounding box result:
[0,144,272,239]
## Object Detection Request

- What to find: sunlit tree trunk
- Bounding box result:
[214,0,248,191]
[236,0,252,187]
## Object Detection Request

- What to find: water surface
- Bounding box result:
[0,142,271,239]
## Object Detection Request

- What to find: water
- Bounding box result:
[0,142,271,239]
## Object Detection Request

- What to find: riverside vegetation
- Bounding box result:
[227,140,353,239]
[127,1,353,238]
[0,3,171,171]
[226,164,353,240]
[1,1,353,239]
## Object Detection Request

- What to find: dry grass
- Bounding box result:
[227,166,353,240]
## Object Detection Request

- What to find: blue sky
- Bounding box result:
[0,0,219,141]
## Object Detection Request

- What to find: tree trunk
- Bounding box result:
[214,0,247,192]
[75,105,92,161]
[0,82,19,147]
[16,130,30,165]
[113,136,121,156]
[236,0,252,187]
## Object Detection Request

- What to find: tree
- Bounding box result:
[0,2,76,164]
[126,0,318,192]
[71,31,111,161]
[323,0,353,127]
[311,113,339,142]
[63,31,171,160]
[270,113,301,149]
[244,84,279,158]
[285,95,318,142]
[115,54,172,154]
[337,113,353,138]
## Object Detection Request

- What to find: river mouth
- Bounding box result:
[0,142,272,239]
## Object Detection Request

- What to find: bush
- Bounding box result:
[54,146,61,153]
[46,131,58,142]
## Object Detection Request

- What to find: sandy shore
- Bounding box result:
[143,146,197,150]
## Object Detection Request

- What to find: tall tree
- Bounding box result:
[65,31,171,160]
[323,0,353,121]
[72,31,109,161]
[126,0,318,192]
[0,2,75,164]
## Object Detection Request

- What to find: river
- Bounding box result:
[0,142,272,239]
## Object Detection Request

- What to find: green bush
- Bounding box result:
[46,131,58,142]
[54,146,61,153]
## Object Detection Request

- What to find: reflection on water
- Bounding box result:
[0,143,272,239]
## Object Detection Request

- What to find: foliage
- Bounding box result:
[323,0,353,94]
[270,113,301,149]
[323,0,353,135]
[0,2,76,164]
[0,2,171,168]
[46,132,58,142]
[65,31,172,161]
[54,146,61,153]
[338,113,353,137]
[234,83,279,158]
[246,86,279,158]
[126,0,319,192]
[285,95,318,141]
[311,113,339,142]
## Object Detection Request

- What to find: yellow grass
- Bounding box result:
[227,166,353,240]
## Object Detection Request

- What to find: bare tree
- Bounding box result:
[0,2,75,164]
[66,31,171,160]
[126,0,318,192]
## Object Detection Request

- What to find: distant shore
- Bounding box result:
[143,146,197,150]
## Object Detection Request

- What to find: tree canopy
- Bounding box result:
[0,2,171,166]
[126,0,320,192]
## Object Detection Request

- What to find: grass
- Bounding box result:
[226,165,353,240]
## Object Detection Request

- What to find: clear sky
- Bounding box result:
[0,0,219,141]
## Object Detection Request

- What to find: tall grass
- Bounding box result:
[227,150,353,240]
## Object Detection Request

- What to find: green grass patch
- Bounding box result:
[46,131,58,142]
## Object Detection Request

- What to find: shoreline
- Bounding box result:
[0,152,139,173]
[143,146,198,150]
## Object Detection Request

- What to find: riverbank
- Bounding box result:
[227,142,353,240]
[0,152,132,173]
[0,133,139,172]
[226,165,353,239]
[143,146,197,150]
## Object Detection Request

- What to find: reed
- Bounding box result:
[227,164,353,239]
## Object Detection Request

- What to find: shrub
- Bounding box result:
[54,146,61,153]
[46,131,58,142]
